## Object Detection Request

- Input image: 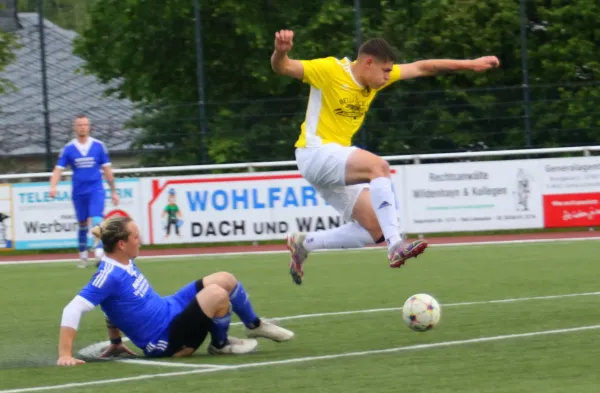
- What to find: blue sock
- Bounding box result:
[92,216,103,250]
[230,283,260,329]
[78,224,88,252]
[210,310,231,348]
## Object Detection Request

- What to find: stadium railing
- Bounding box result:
[0,145,597,181]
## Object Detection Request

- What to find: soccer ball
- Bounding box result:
[402,293,441,332]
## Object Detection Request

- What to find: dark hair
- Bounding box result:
[358,38,397,63]
[75,114,88,119]
[91,216,133,253]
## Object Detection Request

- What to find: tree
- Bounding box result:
[364,0,600,154]
[526,0,600,147]
[74,0,361,164]
[0,30,19,96]
[74,0,600,166]
[17,0,97,33]
[360,0,523,155]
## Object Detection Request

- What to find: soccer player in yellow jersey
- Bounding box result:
[271,29,500,285]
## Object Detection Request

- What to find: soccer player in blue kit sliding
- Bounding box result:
[57,216,294,365]
[49,115,120,268]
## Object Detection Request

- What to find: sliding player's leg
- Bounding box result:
[169,273,294,346]
[161,283,258,357]
[203,272,294,342]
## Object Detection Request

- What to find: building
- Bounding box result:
[0,5,141,174]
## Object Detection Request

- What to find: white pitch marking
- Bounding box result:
[4,324,600,393]
[117,359,229,369]
[1,235,599,266]
[76,290,600,359]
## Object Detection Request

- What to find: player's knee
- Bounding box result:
[371,158,390,178]
[195,284,229,317]
[215,272,237,292]
[203,271,238,293]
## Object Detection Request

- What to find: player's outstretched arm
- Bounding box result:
[271,29,304,81]
[398,56,500,80]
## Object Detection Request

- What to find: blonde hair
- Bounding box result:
[91,216,133,253]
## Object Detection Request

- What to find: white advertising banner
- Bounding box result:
[8,156,600,251]
[142,170,407,244]
[539,156,600,195]
[538,156,600,228]
[402,160,544,233]
[0,185,14,250]
[12,179,144,250]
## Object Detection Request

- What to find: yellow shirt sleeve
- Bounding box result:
[379,64,402,90]
[300,57,335,89]
[390,64,402,83]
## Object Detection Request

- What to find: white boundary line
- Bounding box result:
[76,290,600,363]
[236,290,600,324]
[116,359,229,369]
[4,323,600,393]
[0,235,599,265]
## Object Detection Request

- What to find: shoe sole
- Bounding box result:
[208,340,259,355]
[288,261,303,285]
[246,330,295,342]
[286,236,303,285]
[390,241,429,268]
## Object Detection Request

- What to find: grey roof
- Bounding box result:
[0,0,19,33]
[0,13,139,156]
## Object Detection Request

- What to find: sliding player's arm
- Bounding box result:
[398,56,500,80]
[57,272,116,366]
[270,29,304,80]
[99,317,136,358]
[57,296,95,366]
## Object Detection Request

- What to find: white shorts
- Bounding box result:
[295,143,368,221]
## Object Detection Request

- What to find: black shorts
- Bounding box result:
[164,279,213,356]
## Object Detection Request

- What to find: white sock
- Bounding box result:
[370,177,401,251]
[303,222,376,251]
[79,250,88,260]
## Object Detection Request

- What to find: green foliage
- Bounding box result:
[17,0,97,33]
[72,0,600,164]
[0,31,19,96]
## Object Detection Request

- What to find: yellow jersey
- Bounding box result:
[295,57,401,148]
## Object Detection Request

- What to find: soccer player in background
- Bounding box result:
[49,115,120,268]
[57,216,294,365]
[271,30,499,284]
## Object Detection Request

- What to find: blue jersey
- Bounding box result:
[56,138,110,197]
[78,258,182,352]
